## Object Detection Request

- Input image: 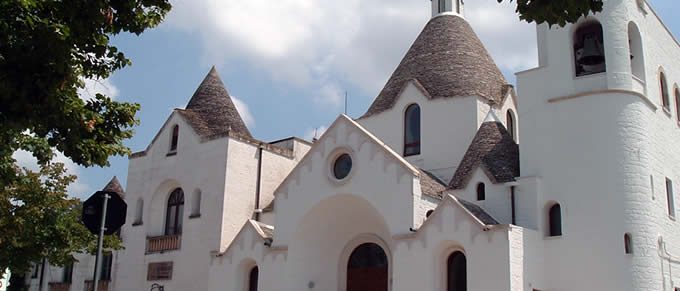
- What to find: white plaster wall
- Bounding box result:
[221,138,308,252]
[116,113,229,291]
[359,83,484,183]
[452,168,513,224]
[392,198,513,291]
[515,1,680,289]
[273,117,419,247]
[25,252,109,291]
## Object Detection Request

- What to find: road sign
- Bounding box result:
[82,191,127,235]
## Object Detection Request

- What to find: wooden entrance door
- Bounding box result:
[346,243,388,291]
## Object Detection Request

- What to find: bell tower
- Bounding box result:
[431,0,463,18]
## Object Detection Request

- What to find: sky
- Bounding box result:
[18,0,680,199]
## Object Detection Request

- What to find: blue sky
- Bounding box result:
[44,0,679,199]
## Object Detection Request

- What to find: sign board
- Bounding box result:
[82,191,127,235]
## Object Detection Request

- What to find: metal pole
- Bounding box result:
[38,258,46,291]
[92,194,110,291]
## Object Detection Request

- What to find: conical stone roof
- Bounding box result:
[178,66,252,139]
[449,120,519,189]
[102,176,125,197]
[363,14,509,118]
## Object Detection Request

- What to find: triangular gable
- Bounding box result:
[272,114,420,196]
[218,220,273,257]
[420,194,500,231]
[448,120,519,189]
[129,110,202,158]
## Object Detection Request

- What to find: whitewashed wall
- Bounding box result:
[359,82,517,184]
[516,0,680,289]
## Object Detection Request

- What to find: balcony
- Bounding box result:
[146,235,181,253]
[48,282,71,291]
[83,280,109,291]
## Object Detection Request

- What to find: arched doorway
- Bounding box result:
[447,251,466,291]
[347,243,388,291]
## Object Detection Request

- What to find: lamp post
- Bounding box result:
[150,283,164,291]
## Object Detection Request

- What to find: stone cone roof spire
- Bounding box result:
[102,176,125,197]
[449,120,519,189]
[178,66,252,139]
[363,15,509,118]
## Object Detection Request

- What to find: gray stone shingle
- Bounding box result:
[362,15,509,118]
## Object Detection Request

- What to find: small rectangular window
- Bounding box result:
[31,263,39,278]
[147,262,173,281]
[100,252,113,281]
[666,178,675,217]
[438,0,446,13]
[62,262,74,283]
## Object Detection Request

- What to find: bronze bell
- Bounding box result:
[578,33,605,66]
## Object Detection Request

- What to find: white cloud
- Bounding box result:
[303,126,328,141]
[12,150,90,198]
[78,78,119,101]
[166,0,536,107]
[231,96,256,127]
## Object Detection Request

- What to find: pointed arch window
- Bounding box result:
[548,203,562,237]
[165,188,184,235]
[404,104,421,156]
[447,251,466,291]
[169,125,179,153]
[248,266,259,291]
[574,21,606,77]
[506,110,516,141]
[660,71,670,110]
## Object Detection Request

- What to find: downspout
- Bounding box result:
[510,186,516,225]
[254,145,263,222]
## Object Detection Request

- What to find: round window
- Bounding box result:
[333,153,352,180]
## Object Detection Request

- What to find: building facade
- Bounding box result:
[116,0,680,290]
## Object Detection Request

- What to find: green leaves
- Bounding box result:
[498,0,604,27]
[0,163,122,273]
[0,0,169,275]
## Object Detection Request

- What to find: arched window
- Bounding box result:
[660,71,670,110]
[447,251,466,291]
[190,190,201,217]
[404,104,421,156]
[548,203,562,237]
[134,198,143,225]
[574,21,606,77]
[624,233,633,254]
[675,88,680,122]
[476,183,485,201]
[506,110,516,141]
[347,243,388,291]
[628,22,645,81]
[426,209,434,218]
[170,125,179,153]
[165,188,184,235]
[248,266,258,291]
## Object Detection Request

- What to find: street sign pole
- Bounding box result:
[91,194,110,291]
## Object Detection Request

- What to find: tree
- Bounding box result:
[499,0,604,27]
[0,163,123,275]
[0,0,170,280]
[0,0,171,182]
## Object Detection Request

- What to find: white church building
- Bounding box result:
[110,0,680,290]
